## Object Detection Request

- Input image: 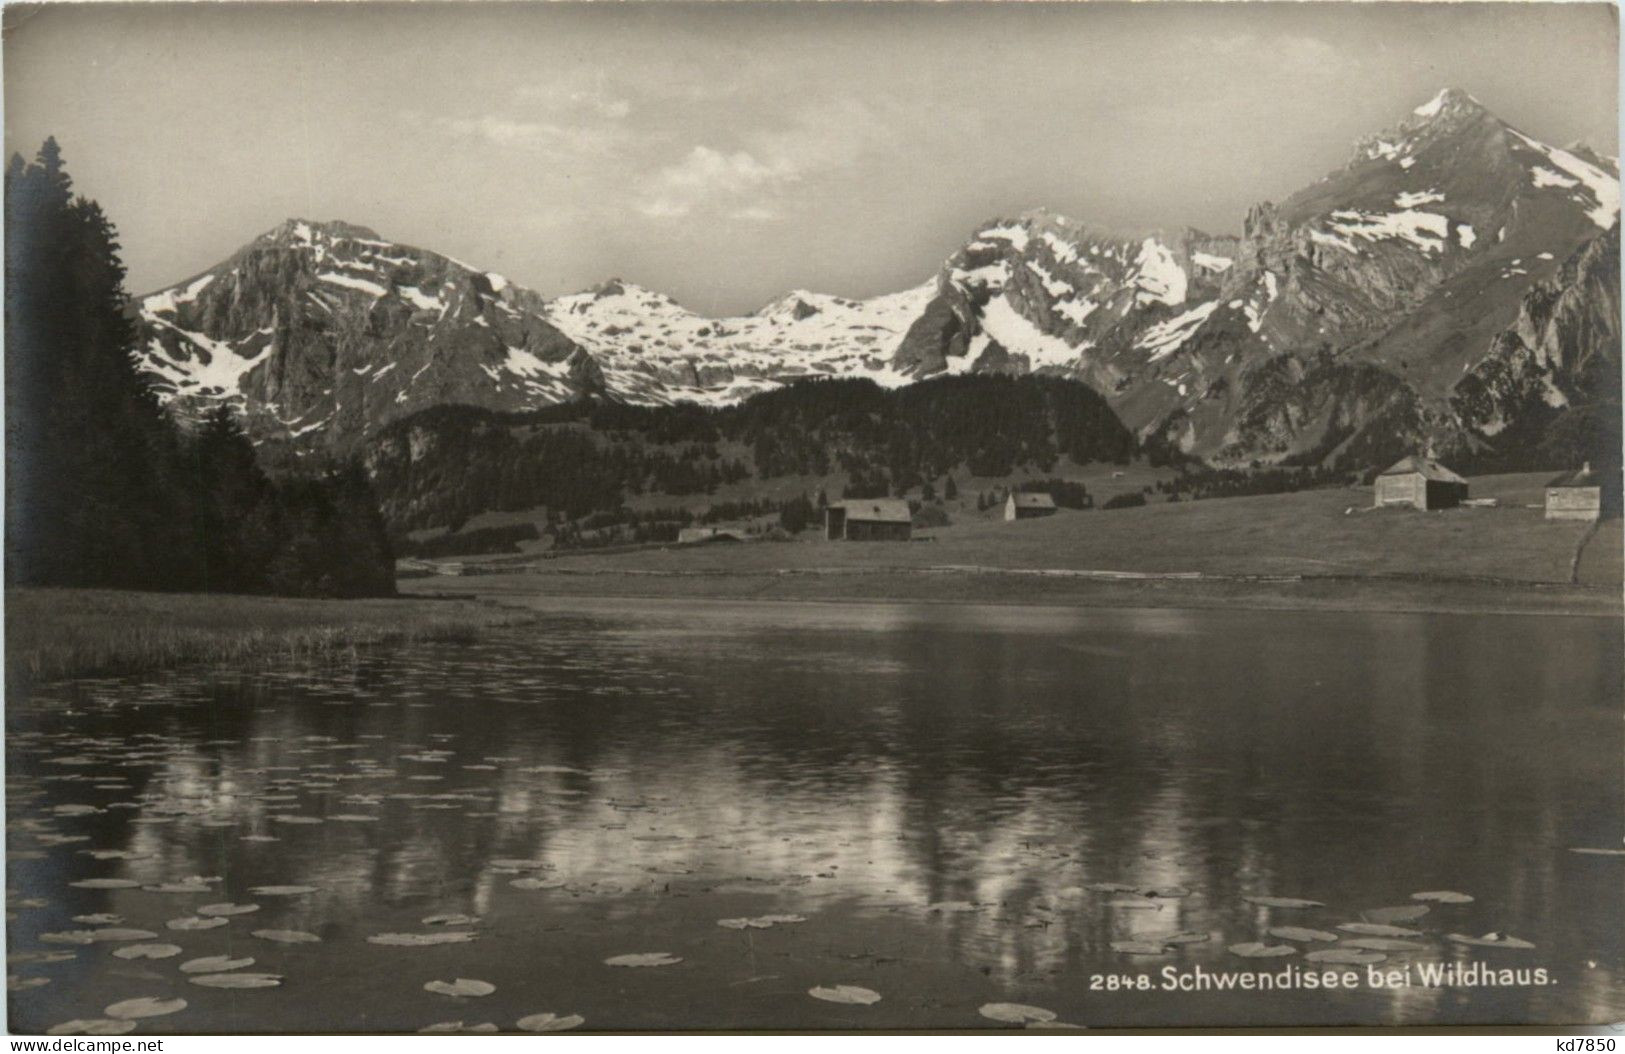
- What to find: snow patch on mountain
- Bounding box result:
[1133,239,1187,306]
[1136,301,1219,361]
[1324,208,1450,254]
[318,271,389,297]
[143,274,216,316]
[976,224,1031,251]
[980,293,1084,369]
[1512,130,1620,227]
[1394,189,1445,208]
[136,318,276,403]
[1532,166,1578,189]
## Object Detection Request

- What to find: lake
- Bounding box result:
[7,597,1623,1032]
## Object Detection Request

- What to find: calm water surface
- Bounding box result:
[7,598,1623,1032]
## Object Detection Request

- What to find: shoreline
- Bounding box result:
[402,568,1625,620]
[10,562,1619,694]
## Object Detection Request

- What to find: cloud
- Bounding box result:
[416,75,638,160]
[634,98,891,221]
[637,146,800,219]
[1205,31,1343,75]
[419,111,628,158]
[515,82,632,121]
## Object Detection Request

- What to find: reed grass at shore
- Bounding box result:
[6,587,533,689]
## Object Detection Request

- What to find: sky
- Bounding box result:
[4,2,1618,316]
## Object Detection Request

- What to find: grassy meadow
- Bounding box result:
[404,473,1623,617]
[6,588,532,689]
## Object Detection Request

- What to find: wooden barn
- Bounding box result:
[1545,463,1605,521]
[825,499,912,541]
[1374,455,1469,510]
[1005,492,1058,521]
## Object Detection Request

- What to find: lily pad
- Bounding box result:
[419,1022,498,1033]
[143,881,212,894]
[104,997,187,1020]
[422,914,480,927]
[189,973,283,989]
[197,903,260,917]
[1446,932,1536,949]
[1243,896,1324,909]
[1111,940,1170,955]
[717,914,808,930]
[71,914,123,925]
[1155,931,1211,945]
[42,928,157,945]
[517,1012,586,1032]
[180,956,256,974]
[251,929,321,944]
[1137,886,1191,899]
[1227,942,1297,958]
[1363,905,1429,924]
[167,917,228,932]
[68,879,139,890]
[9,975,51,991]
[604,953,682,968]
[509,877,566,891]
[425,978,495,998]
[1342,937,1426,952]
[111,943,183,960]
[39,931,101,946]
[367,932,477,947]
[718,917,771,930]
[248,885,317,896]
[8,951,75,965]
[1306,948,1386,965]
[1337,922,1423,938]
[1411,890,1474,903]
[47,1020,136,1036]
[1086,882,1139,893]
[1268,926,1340,943]
[809,984,881,1005]
[979,1003,1057,1025]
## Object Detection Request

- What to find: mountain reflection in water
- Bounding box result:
[7,598,1622,1031]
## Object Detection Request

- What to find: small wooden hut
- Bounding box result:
[825,499,913,541]
[1374,455,1469,510]
[1545,463,1605,521]
[1004,492,1058,521]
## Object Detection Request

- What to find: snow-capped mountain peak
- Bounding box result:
[1411,87,1483,121]
[133,219,591,450]
[546,277,934,407]
[131,88,1618,471]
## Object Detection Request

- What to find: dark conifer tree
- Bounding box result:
[5,139,395,596]
[5,139,204,588]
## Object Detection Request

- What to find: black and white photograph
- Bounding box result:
[3,0,1622,1037]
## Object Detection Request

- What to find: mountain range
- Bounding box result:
[133,88,1620,469]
